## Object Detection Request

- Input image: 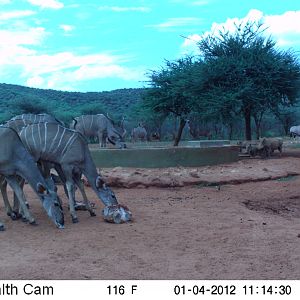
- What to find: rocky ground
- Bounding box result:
[95,149,300,188]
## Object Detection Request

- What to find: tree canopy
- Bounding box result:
[143,20,300,142]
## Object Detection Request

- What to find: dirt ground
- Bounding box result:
[1,150,300,280]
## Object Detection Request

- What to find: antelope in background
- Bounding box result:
[131,123,147,142]
[71,114,126,148]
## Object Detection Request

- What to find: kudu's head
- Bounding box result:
[37,183,64,229]
[106,115,127,149]
[95,176,119,206]
[108,128,127,149]
[94,176,132,223]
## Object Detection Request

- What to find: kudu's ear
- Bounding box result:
[37,183,48,194]
[96,176,105,189]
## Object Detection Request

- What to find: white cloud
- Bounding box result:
[0,25,145,91]
[21,52,120,76]
[181,9,300,55]
[180,34,202,55]
[148,17,202,30]
[0,10,146,91]
[0,10,36,20]
[25,58,146,91]
[0,27,46,46]
[98,6,151,13]
[265,10,300,35]
[59,24,74,32]
[26,75,44,87]
[27,0,64,10]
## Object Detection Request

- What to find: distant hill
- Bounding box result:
[0,83,147,123]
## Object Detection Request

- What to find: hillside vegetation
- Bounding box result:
[0,83,145,125]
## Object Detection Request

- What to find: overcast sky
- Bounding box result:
[0,0,299,92]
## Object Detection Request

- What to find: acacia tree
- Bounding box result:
[143,57,199,146]
[197,21,300,140]
[271,104,299,135]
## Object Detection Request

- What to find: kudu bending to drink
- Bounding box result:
[71,114,126,148]
[0,127,64,231]
[19,123,121,223]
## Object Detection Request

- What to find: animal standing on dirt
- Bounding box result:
[0,126,64,231]
[256,137,283,158]
[131,124,147,142]
[18,123,126,223]
[71,114,126,148]
[289,126,300,138]
[238,140,258,155]
[247,144,266,158]
[4,117,90,213]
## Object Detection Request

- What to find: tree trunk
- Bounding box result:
[158,126,162,141]
[253,112,264,140]
[283,117,291,136]
[228,123,233,140]
[172,116,177,140]
[254,117,260,140]
[244,109,252,141]
[173,118,186,146]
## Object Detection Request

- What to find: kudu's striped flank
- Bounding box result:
[19,123,119,223]
[11,113,65,126]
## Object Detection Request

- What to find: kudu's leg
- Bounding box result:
[279,145,282,156]
[62,167,79,223]
[39,162,56,191]
[39,162,64,207]
[0,178,18,220]
[66,181,78,223]
[12,177,27,219]
[98,132,102,148]
[55,165,81,209]
[73,173,96,217]
[99,131,106,148]
[6,176,36,225]
[0,220,4,231]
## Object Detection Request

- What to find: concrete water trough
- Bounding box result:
[186,140,230,148]
[90,145,239,168]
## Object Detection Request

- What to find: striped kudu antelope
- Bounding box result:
[71,114,126,148]
[131,124,147,142]
[0,126,64,231]
[3,117,66,209]
[4,118,87,213]
[19,123,120,223]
